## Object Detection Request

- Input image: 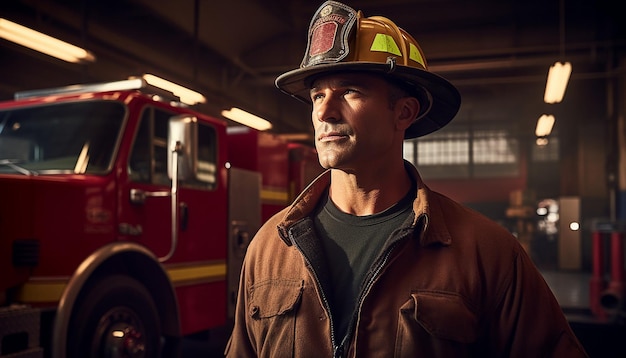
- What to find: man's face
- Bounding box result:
[309,72,401,171]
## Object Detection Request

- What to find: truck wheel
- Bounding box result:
[67,275,162,358]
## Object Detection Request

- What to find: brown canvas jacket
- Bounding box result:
[225,163,588,357]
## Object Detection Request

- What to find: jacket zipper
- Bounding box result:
[337,229,412,357]
[290,231,339,356]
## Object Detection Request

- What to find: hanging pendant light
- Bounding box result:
[544,61,572,104]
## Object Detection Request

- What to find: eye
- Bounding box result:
[343,88,362,97]
[310,91,324,102]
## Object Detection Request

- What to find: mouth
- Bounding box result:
[318,131,348,142]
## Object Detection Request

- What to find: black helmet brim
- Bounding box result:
[275,61,461,138]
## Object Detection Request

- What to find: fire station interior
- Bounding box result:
[1,0,626,356]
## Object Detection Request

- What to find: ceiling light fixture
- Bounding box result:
[544,0,571,104]
[221,108,272,131]
[535,114,555,137]
[544,61,571,104]
[141,74,206,105]
[0,18,95,63]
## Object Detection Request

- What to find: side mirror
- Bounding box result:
[168,115,197,181]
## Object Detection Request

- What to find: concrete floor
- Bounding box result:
[542,270,626,358]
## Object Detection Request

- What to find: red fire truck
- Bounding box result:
[0,79,322,357]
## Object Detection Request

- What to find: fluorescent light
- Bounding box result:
[544,61,571,104]
[141,74,206,105]
[221,108,272,131]
[535,114,555,137]
[0,18,95,63]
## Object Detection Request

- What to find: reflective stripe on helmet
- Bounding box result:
[370,34,402,56]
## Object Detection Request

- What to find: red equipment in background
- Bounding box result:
[227,127,324,222]
[590,222,626,320]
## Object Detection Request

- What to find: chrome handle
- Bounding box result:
[129,188,170,204]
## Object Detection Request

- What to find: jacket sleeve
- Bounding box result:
[489,247,589,357]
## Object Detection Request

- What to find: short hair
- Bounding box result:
[386,80,411,110]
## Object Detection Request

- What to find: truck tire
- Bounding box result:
[67,275,162,358]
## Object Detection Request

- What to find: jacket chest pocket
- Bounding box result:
[395,291,478,357]
[249,279,304,318]
[248,279,304,356]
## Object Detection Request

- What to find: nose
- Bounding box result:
[313,95,340,123]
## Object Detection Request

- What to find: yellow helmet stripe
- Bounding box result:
[370,33,401,56]
[409,43,426,67]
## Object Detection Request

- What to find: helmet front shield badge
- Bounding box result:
[301,2,356,67]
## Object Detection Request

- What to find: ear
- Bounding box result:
[395,96,420,132]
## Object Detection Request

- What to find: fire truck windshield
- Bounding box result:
[0,100,125,175]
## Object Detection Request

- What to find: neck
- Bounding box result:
[329,159,411,216]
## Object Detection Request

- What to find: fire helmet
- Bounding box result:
[275,1,461,138]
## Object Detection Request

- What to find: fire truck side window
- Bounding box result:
[128,107,170,185]
[128,107,217,190]
[195,124,217,189]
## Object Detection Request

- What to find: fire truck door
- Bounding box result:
[169,119,226,264]
[123,108,226,264]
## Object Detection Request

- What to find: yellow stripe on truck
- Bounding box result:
[16,280,67,303]
[15,262,227,303]
[166,261,227,285]
[261,188,289,203]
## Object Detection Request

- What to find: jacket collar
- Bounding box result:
[277,161,452,247]
[407,163,452,247]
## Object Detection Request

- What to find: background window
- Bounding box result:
[404,124,520,179]
[532,137,560,162]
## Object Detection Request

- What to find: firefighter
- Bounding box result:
[226,1,588,357]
